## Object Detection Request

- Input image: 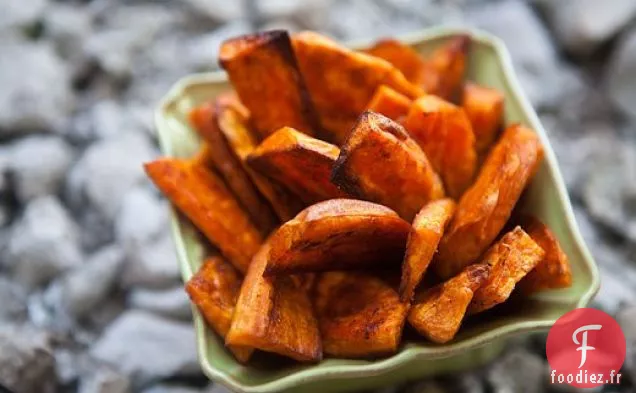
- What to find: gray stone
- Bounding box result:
[486,348,548,393]
[0,324,56,393]
[45,4,94,61]
[0,276,28,321]
[7,135,75,203]
[402,380,447,393]
[143,385,204,393]
[534,0,636,55]
[115,186,168,251]
[66,132,156,222]
[0,0,48,32]
[59,245,125,319]
[90,310,199,386]
[0,38,73,134]
[85,297,128,334]
[259,0,332,30]
[78,367,131,393]
[122,231,180,289]
[184,20,252,72]
[7,196,82,288]
[607,27,636,120]
[129,286,192,320]
[182,0,243,22]
[616,306,636,385]
[206,385,232,393]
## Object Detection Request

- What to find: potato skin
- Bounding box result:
[226,242,322,362]
[399,198,457,303]
[517,216,572,294]
[292,31,423,143]
[265,199,411,275]
[315,272,408,358]
[468,226,545,314]
[215,96,305,222]
[462,82,504,154]
[364,39,426,84]
[366,85,412,121]
[408,263,490,344]
[144,158,262,273]
[189,102,279,235]
[219,30,321,139]
[185,256,253,363]
[420,35,470,102]
[435,124,544,279]
[247,127,347,204]
[404,95,477,199]
[331,111,445,221]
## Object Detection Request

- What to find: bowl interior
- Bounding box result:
[155,28,599,392]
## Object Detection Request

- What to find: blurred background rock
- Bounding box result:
[1,0,635,392]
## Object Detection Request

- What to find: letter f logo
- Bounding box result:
[572,324,602,368]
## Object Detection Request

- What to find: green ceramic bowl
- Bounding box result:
[154,27,600,393]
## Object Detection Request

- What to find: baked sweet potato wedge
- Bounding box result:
[292,31,423,143]
[364,38,426,84]
[366,85,412,121]
[185,256,253,363]
[420,35,470,101]
[404,95,477,199]
[246,127,347,204]
[468,226,545,314]
[144,158,262,273]
[399,198,457,303]
[331,111,445,221]
[189,102,279,235]
[435,124,544,279]
[265,199,410,275]
[315,272,408,358]
[517,216,572,294]
[219,30,321,139]
[226,242,322,362]
[461,82,504,154]
[408,263,490,343]
[215,96,305,221]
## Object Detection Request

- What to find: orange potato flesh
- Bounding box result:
[189,102,279,235]
[404,95,478,199]
[219,30,321,139]
[517,216,573,294]
[215,97,305,221]
[468,226,545,314]
[185,256,253,363]
[462,82,504,154]
[364,39,426,84]
[399,198,457,303]
[192,142,215,169]
[144,158,262,273]
[292,31,423,143]
[420,35,470,101]
[366,85,412,121]
[434,124,544,279]
[315,272,408,358]
[246,127,347,204]
[265,199,411,275]
[226,242,322,362]
[331,111,445,221]
[408,263,490,344]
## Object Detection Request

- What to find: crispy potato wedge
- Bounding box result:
[435,124,544,279]
[408,263,490,343]
[219,30,321,138]
[192,142,215,169]
[462,82,504,154]
[517,216,573,294]
[315,272,408,358]
[265,199,410,275]
[189,102,279,234]
[292,31,423,143]
[404,95,478,199]
[185,256,253,363]
[366,85,412,121]
[364,39,426,84]
[420,35,470,101]
[226,242,322,362]
[399,198,457,303]
[331,111,445,221]
[144,158,262,273]
[467,226,545,314]
[246,127,347,204]
[215,97,305,221]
